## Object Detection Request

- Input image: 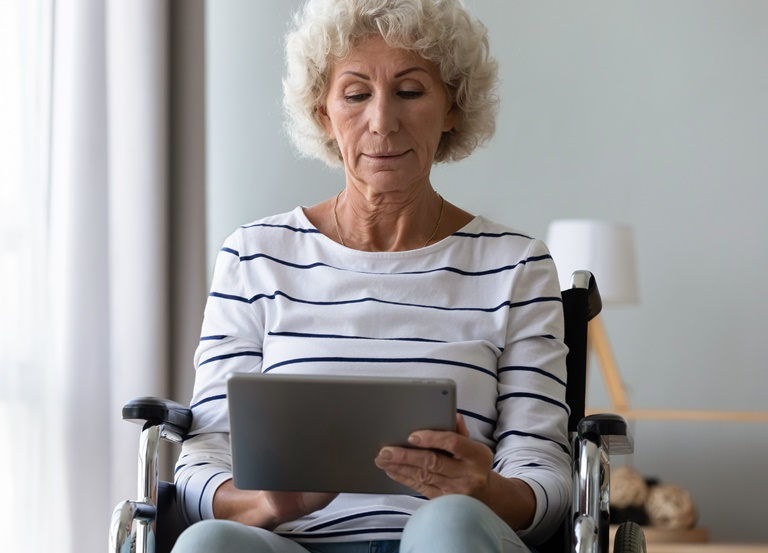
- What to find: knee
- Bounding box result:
[402,495,530,553]
[406,494,491,534]
[171,520,256,553]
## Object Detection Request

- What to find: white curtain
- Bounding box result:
[0,1,61,551]
[105,0,172,509]
[50,1,171,551]
[0,1,205,552]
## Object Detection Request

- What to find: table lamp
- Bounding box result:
[546,219,639,412]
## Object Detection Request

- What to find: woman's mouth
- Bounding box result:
[365,150,409,160]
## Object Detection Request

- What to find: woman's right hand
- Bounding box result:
[212,479,338,529]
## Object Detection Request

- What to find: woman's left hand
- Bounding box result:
[374,413,494,499]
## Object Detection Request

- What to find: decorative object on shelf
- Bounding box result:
[646,483,698,531]
[612,466,650,509]
[610,467,707,544]
[610,466,651,526]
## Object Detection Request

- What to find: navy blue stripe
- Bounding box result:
[210,289,561,313]
[175,461,211,475]
[508,296,563,309]
[493,460,552,470]
[528,476,549,521]
[221,247,239,256]
[199,471,228,520]
[497,391,569,413]
[458,408,496,425]
[267,331,445,344]
[200,334,227,341]
[264,356,497,379]
[190,394,227,410]
[240,222,321,234]
[400,255,551,277]
[199,351,263,367]
[304,510,408,531]
[179,473,192,527]
[239,253,334,269]
[498,430,570,454]
[498,366,566,388]
[279,527,406,539]
[235,252,549,278]
[453,230,534,240]
[209,291,250,303]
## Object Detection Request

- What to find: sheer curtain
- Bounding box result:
[0,1,205,552]
[0,1,62,551]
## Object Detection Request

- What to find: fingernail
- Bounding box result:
[408,434,421,445]
[378,448,393,460]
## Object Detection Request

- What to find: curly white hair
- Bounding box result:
[282,0,499,167]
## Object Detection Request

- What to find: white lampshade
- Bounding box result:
[546,219,639,305]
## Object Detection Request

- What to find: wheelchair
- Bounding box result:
[110,270,647,553]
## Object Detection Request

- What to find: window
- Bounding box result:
[0,1,61,550]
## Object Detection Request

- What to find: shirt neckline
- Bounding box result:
[295,206,483,258]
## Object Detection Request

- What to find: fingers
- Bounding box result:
[375,446,464,497]
[374,426,494,498]
[407,420,473,461]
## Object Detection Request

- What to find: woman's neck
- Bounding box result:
[332,186,444,252]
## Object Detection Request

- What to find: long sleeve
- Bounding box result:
[174,230,265,524]
[492,238,571,543]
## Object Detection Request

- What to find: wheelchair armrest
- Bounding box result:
[577,413,634,455]
[122,396,192,436]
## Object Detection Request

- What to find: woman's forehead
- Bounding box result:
[330,35,438,78]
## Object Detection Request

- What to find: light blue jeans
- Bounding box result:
[171,495,532,553]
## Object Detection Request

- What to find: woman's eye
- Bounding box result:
[398,90,423,99]
[344,93,369,103]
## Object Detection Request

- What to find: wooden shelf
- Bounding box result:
[645,546,768,553]
[587,408,768,422]
[610,524,708,545]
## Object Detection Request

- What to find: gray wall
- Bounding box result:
[207,0,768,542]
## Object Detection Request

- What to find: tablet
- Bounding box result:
[227,373,457,495]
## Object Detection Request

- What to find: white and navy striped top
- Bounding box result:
[175,207,571,545]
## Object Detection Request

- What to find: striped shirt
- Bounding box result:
[175,207,571,545]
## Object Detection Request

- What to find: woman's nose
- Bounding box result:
[368,95,399,135]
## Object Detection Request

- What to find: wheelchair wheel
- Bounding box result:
[613,521,647,553]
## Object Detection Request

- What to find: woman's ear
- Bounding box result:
[442,104,457,133]
[316,103,335,139]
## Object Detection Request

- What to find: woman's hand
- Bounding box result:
[258,490,339,528]
[212,480,338,529]
[374,414,536,530]
[374,414,494,499]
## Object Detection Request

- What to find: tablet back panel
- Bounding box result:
[227,373,456,495]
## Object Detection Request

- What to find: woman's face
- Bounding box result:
[319,35,455,196]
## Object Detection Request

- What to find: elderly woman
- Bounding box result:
[172,0,570,552]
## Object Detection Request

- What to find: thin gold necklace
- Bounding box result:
[332,190,445,249]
